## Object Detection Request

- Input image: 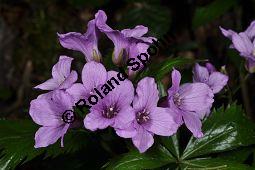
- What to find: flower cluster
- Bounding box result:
[220,21,255,73]
[29,10,228,153]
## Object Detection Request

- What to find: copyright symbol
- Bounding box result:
[62,110,76,124]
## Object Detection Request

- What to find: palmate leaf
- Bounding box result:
[104,145,175,170]
[182,104,255,160]
[0,119,88,170]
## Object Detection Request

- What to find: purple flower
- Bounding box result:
[29,90,75,148]
[95,10,154,66]
[58,15,101,62]
[83,71,135,131]
[35,56,77,90]
[66,61,107,103]
[116,77,179,153]
[193,63,228,94]
[220,21,255,73]
[167,69,214,138]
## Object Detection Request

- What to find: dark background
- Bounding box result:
[1,0,255,169]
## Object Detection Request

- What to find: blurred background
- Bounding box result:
[1,0,255,169]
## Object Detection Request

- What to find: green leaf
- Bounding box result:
[156,80,167,98]
[104,145,175,170]
[0,119,88,169]
[217,147,255,163]
[182,104,255,160]
[180,158,253,170]
[160,134,180,159]
[193,0,238,28]
[118,3,171,37]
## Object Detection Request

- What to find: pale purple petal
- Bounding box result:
[208,72,228,93]
[115,124,137,138]
[114,106,135,129]
[52,56,73,83]
[219,26,236,39]
[132,126,154,153]
[193,63,209,83]
[168,69,181,96]
[105,71,134,108]
[29,96,63,126]
[182,111,203,138]
[66,83,88,102]
[59,70,78,89]
[232,32,253,57]
[84,110,114,131]
[34,78,59,90]
[34,125,69,148]
[133,77,159,112]
[82,61,107,92]
[205,63,216,73]
[244,20,255,39]
[121,25,148,38]
[179,83,214,119]
[144,107,178,136]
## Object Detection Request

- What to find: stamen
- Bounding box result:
[173,93,182,106]
[136,109,150,124]
[102,105,118,119]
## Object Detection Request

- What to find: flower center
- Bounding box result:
[136,109,150,124]
[173,93,182,106]
[102,105,118,119]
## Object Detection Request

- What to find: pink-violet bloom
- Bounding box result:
[83,71,135,131]
[35,56,77,91]
[220,21,255,73]
[95,10,154,66]
[116,77,179,153]
[193,63,228,94]
[29,90,75,148]
[58,15,101,62]
[167,69,214,138]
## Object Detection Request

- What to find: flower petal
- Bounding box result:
[114,106,135,129]
[121,25,148,38]
[244,20,255,39]
[144,107,178,136]
[52,56,74,83]
[84,110,114,131]
[82,61,107,92]
[34,125,69,148]
[133,77,159,112]
[168,69,181,96]
[29,95,63,126]
[232,32,253,57]
[179,83,214,119]
[219,26,236,39]
[132,126,154,153]
[115,124,137,138]
[182,111,203,138]
[34,78,59,90]
[66,83,88,102]
[208,72,228,93]
[59,70,78,89]
[193,63,209,83]
[105,71,134,108]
